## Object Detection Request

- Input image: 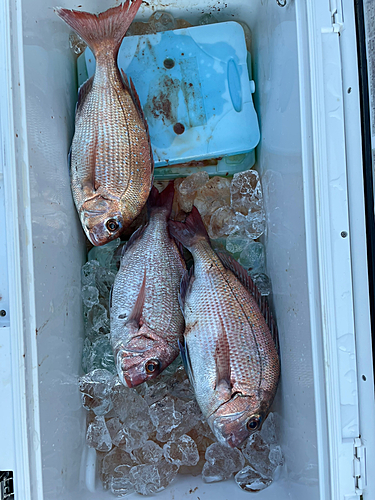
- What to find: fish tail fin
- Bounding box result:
[55,0,142,56]
[168,206,209,250]
[148,181,174,217]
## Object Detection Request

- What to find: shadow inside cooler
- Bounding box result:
[23,0,320,498]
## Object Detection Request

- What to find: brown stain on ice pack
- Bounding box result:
[145,75,180,125]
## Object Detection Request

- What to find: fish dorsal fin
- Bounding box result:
[214,318,232,394]
[122,225,147,257]
[76,76,93,117]
[120,69,155,177]
[127,270,146,326]
[178,337,195,385]
[179,266,194,312]
[216,251,279,352]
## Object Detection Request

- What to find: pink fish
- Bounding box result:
[169,207,280,448]
[110,183,186,387]
[56,1,154,246]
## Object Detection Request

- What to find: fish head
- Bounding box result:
[115,330,179,388]
[207,391,272,448]
[81,197,124,246]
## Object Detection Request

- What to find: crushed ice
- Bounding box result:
[79,172,281,495]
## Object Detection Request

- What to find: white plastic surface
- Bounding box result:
[1,0,373,499]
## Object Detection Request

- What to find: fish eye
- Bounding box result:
[247,416,261,431]
[106,219,119,232]
[145,359,160,374]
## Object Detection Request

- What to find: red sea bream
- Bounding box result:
[110,183,186,387]
[56,1,154,246]
[169,207,280,448]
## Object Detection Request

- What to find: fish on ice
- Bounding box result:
[168,207,280,448]
[56,1,154,246]
[110,182,186,387]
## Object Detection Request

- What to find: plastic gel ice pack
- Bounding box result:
[77,21,260,173]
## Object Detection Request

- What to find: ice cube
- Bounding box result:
[226,233,251,255]
[202,442,245,482]
[238,242,265,274]
[106,417,122,444]
[198,12,219,25]
[141,380,169,406]
[208,206,237,240]
[133,441,164,465]
[69,32,86,55]
[171,178,186,221]
[166,365,194,401]
[173,399,202,437]
[149,396,183,442]
[129,460,179,495]
[178,172,209,212]
[88,238,121,271]
[241,433,274,477]
[116,426,149,453]
[101,448,136,490]
[230,169,264,216]
[110,379,150,428]
[234,465,273,492]
[234,210,266,240]
[251,272,272,296]
[149,10,176,32]
[269,445,284,467]
[82,336,116,374]
[84,303,110,336]
[163,434,199,466]
[82,260,100,287]
[110,465,135,497]
[86,416,112,452]
[81,285,99,309]
[79,369,115,416]
[260,412,278,444]
[194,176,231,226]
[95,266,116,303]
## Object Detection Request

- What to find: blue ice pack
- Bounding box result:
[77,21,260,174]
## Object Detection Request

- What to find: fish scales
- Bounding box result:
[110,185,186,387]
[169,207,280,448]
[56,1,153,246]
[185,241,271,413]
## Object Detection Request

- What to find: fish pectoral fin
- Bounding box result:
[178,337,195,385]
[214,321,232,392]
[127,270,147,327]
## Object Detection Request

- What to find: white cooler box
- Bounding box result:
[0,0,375,499]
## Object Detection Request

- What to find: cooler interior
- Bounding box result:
[21,0,321,498]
